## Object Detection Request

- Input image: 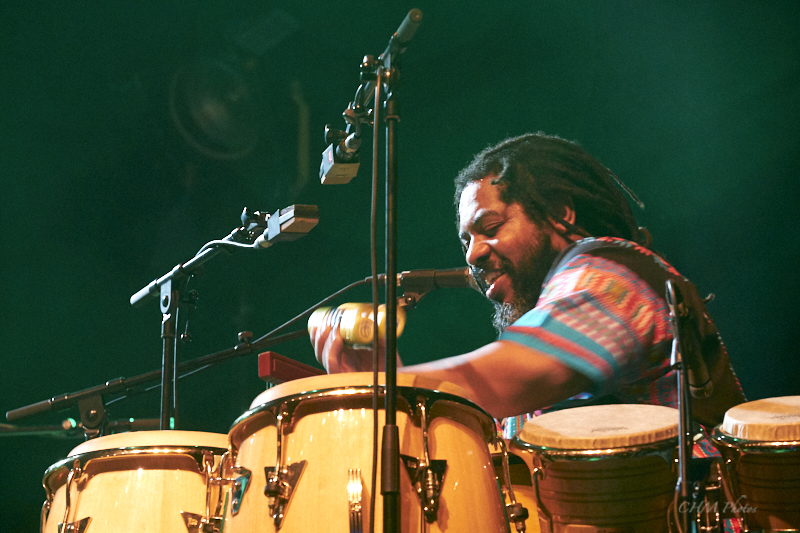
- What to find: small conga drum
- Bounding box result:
[711,395,800,531]
[41,430,229,533]
[512,404,679,533]
[223,373,509,533]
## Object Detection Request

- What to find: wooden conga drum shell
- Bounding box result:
[513,404,679,533]
[42,431,228,533]
[225,373,509,533]
[712,396,800,531]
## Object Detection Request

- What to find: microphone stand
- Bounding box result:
[321,10,422,533]
[5,266,464,440]
[666,280,693,533]
[374,14,422,533]
[129,204,319,431]
[667,279,711,533]
[4,329,307,437]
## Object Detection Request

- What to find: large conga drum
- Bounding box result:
[512,404,679,533]
[41,431,229,533]
[223,373,509,532]
[711,395,800,531]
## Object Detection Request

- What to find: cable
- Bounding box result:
[195,239,257,255]
[252,278,371,345]
[369,67,383,533]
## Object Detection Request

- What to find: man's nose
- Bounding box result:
[465,237,491,267]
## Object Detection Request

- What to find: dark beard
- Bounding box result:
[491,234,562,334]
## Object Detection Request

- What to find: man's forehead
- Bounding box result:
[458,178,505,227]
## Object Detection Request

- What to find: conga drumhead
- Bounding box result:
[247,372,474,409]
[518,404,679,449]
[67,430,229,456]
[720,396,800,441]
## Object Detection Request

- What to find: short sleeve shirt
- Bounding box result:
[497,237,681,438]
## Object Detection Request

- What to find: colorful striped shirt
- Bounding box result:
[496,237,742,532]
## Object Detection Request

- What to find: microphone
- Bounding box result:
[399,267,480,291]
[380,8,423,61]
[392,267,481,307]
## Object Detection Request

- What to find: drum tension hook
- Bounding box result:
[495,439,529,533]
[401,455,446,523]
[264,462,306,528]
[264,409,306,529]
[401,398,447,523]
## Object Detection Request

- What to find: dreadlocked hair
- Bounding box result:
[454,132,646,245]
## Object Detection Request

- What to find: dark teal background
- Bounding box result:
[2,1,798,529]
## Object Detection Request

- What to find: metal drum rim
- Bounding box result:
[711,426,800,452]
[42,444,230,483]
[511,434,679,460]
[229,384,496,447]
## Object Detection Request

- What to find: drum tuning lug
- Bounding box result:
[181,512,222,533]
[505,502,529,533]
[401,455,447,523]
[264,461,306,528]
[57,517,91,533]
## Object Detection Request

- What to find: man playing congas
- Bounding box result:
[311,132,745,433]
[310,132,748,531]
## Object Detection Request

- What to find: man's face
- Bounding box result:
[458,177,565,331]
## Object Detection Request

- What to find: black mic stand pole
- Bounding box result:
[382,72,401,533]
[666,280,695,533]
[379,11,422,531]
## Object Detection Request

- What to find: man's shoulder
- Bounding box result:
[545,237,682,300]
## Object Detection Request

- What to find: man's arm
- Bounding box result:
[311,315,592,418]
[399,340,592,418]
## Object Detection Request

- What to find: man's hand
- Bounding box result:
[309,310,400,373]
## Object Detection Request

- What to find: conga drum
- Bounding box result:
[41,431,229,533]
[223,373,509,532]
[711,395,800,531]
[512,404,679,533]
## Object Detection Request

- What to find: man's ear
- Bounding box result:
[547,200,576,233]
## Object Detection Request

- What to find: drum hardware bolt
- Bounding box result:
[264,412,306,528]
[181,452,227,533]
[506,502,529,533]
[263,462,306,528]
[401,399,447,524]
[237,331,253,344]
[211,465,251,517]
[58,516,91,533]
[360,55,377,81]
[181,512,222,533]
